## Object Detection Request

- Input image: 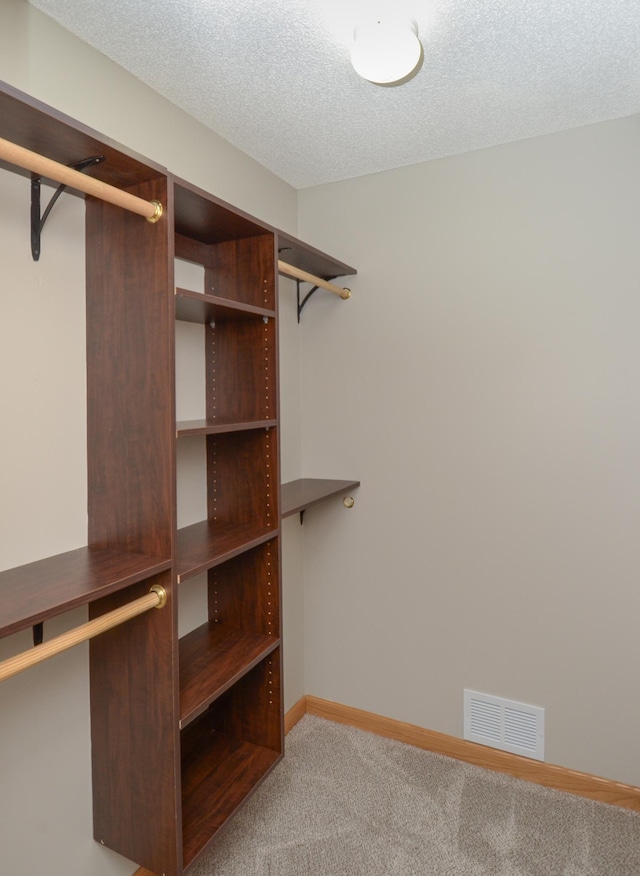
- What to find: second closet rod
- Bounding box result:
[278,260,352,300]
[0,136,163,222]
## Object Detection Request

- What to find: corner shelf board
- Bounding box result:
[281,478,360,524]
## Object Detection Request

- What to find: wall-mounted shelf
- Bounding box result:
[276,234,355,281]
[0,547,171,639]
[281,478,360,520]
[276,232,356,321]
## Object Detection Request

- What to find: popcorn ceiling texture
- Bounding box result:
[28,0,640,188]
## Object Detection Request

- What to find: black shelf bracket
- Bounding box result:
[31,155,105,261]
[296,280,319,323]
[278,246,344,323]
[32,622,44,647]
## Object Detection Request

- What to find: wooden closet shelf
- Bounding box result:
[0,81,165,190]
[0,547,171,639]
[173,176,271,245]
[179,623,280,728]
[176,521,279,582]
[277,232,356,282]
[176,418,277,437]
[175,287,275,324]
[281,478,360,519]
[181,726,281,868]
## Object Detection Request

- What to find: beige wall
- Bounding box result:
[298,115,640,786]
[0,2,303,875]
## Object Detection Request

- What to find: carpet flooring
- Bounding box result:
[190,715,640,875]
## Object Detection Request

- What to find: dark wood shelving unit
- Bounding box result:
[170,174,283,871]
[0,79,356,876]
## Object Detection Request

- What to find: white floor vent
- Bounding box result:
[464,690,545,761]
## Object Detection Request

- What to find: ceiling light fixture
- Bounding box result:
[351,17,422,85]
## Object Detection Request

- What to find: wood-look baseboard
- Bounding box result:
[284,695,308,734]
[304,695,640,813]
[133,693,640,874]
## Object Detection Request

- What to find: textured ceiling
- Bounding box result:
[27,0,640,188]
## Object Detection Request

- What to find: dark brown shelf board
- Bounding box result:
[176,418,277,438]
[175,287,275,324]
[0,547,171,639]
[181,727,281,869]
[179,624,280,728]
[173,176,273,245]
[0,80,164,192]
[281,478,361,519]
[277,232,356,282]
[176,520,279,582]
[172,174,357,283]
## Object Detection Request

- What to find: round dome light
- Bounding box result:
[351,18,422,85]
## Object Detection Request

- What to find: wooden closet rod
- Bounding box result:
[278,260,351,300]
[0,136,163,222]
[0,585,167,684]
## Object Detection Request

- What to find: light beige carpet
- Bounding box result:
[191,715,640,875]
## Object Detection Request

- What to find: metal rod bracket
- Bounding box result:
[30,155,105,261]
[278,258,352,321]
[32,622,44,647]
[297,280,320,322]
